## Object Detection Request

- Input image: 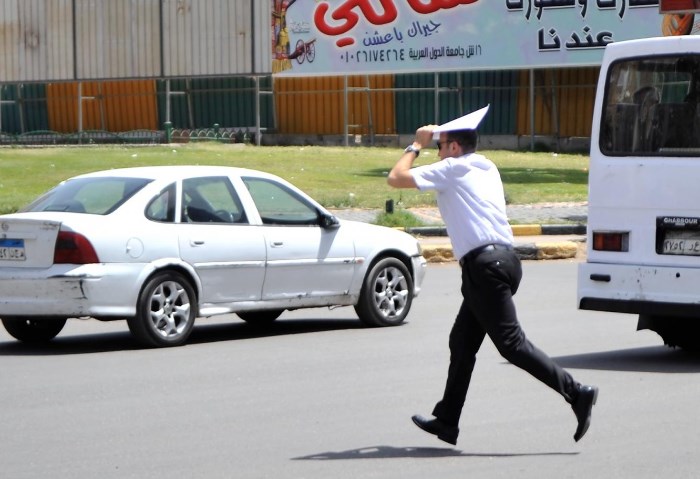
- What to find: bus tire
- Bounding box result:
[638,314,700,352]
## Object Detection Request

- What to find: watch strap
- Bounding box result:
[404,144,420,157]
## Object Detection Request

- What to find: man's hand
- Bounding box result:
[414,125,436,148]
[387,125,436,189]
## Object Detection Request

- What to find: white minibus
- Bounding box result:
[578,35,700,350]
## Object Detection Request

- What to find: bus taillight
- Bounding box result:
[592,231,629,252]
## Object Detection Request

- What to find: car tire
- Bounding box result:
[1,317,67,343]
[127,271,196,347]
[237,309,284,324]
[354,257,413,327]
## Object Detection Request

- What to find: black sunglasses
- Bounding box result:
[436,140,453,150]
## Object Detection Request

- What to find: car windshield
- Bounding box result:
[22,176,152,215]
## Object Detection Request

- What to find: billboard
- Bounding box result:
[272,0,670,76]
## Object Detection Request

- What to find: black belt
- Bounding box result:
[459,244,512,266]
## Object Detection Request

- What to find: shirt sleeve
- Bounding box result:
[409,160,453,192]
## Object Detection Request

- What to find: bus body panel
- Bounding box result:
[586,158,700,266]
[579,262,700,314]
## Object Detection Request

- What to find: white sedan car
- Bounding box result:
[0,166,426,347]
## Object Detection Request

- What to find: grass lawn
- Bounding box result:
[0,143,589,214]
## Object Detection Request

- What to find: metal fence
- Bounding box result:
[0,68,599,149]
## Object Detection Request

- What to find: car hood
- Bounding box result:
[338,219,422,255]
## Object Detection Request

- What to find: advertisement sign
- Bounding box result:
[272,0,670,76]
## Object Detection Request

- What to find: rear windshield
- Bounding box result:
[601,54,700,156]
[22,177,152,215]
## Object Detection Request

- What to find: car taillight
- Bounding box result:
[592,231,629,252]
[54,231,99,264]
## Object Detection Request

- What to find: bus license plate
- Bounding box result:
[662,235,700,255]
[0,239,25,261]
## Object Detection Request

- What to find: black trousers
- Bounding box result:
[432,247,579,427]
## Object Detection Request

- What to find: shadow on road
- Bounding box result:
[292,445,578,460]
[553,346,700,373]
[0,317,366,356]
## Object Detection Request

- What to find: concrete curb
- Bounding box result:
[407,224,585,262]
[407,223,586,263]
[419,240,581,263]
[406,224,587,237]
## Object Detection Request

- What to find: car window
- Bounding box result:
[146,183,176,222]
[181,176,248,224]
[22,177,152,215]
[242,177,319,225]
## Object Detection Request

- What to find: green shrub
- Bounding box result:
[374,210,426,228]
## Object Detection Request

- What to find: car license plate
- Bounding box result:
[0,238,25,261]
[661,232,700,256]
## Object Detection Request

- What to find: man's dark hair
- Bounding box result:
[446,129,478,152]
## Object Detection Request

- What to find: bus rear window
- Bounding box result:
[601,55,700,156]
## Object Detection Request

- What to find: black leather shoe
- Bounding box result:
[572,385,599,442]
[411,414,459,445]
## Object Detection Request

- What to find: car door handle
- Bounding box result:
[190,239,205,246]
[271,241,284,247]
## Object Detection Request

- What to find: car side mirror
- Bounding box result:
[319,212,340,229]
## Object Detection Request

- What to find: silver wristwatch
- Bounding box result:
[404,144,420,157]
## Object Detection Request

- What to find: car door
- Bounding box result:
[241,176,356,302]
[176,176,267,304]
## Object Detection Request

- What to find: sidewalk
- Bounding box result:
[329,203,587,262]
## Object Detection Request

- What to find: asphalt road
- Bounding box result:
[2,260,699,479]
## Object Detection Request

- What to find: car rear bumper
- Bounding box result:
[0,264,144,317]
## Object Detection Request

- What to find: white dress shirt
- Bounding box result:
[410,152,514,259]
